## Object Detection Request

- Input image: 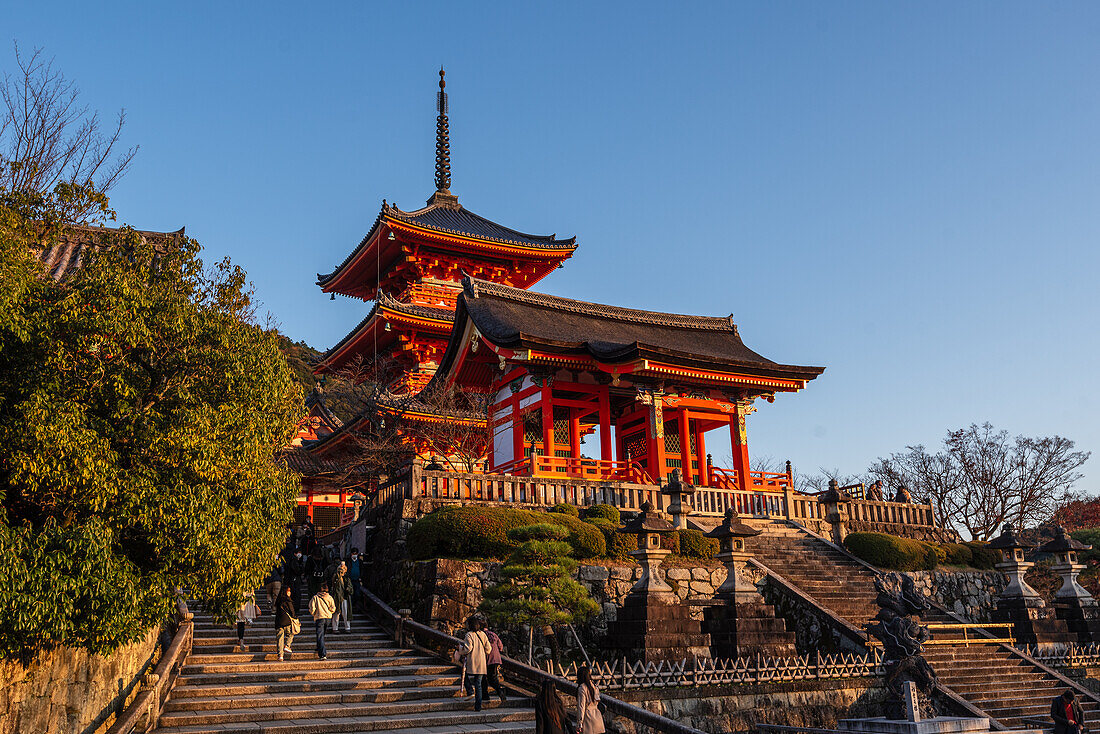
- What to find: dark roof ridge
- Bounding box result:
[462,276,739,334]
[387,200,576,249]
[377,292,456,321]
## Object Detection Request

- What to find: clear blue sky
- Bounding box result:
[7,2,1099,490]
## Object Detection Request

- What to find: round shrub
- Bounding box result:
[926,543,948,565]
[581,504,621,525]
[674,529,719,560]
[584,517,636,561]
[406,506,605,561]
[940,542,973,567]
[549,503,580,517]
[964,541,999,570]
[843,532,938,571]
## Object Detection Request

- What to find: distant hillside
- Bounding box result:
[274,334,359,423]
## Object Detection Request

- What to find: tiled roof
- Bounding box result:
[316,296,455,366]
[435,277,825,382]
[317,199,575,286]
[34,224,186,282]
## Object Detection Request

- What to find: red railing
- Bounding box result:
[513,455,655,485]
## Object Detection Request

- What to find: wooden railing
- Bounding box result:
[516,455,654,485]
[384,463,938,532]
[106,620,193,734]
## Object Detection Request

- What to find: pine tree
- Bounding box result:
[479,523,599,663]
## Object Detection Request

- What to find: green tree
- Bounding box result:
[0,181,302,661]
[479,523,599,663]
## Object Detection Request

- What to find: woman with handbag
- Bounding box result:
[274,584,299,661]
[461,617,492,711]
[575,665,605,734]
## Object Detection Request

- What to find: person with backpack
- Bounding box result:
[460,617,492,711]
[575,665,605,734]
[483,622,507,703]
[308,582,337,660]
[274,584,298,662]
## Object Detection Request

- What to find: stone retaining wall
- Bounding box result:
[0,627,161,734]
[907,569,1005,622]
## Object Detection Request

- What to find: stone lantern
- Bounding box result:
[618,501,676,598]
[1038,527,1100,644]
[660,468,695,529]
[988,524,1041,602]
[705,508,762,603]
[349,492,367,521]
[817,479,850,545]
[1039,527,1093,602]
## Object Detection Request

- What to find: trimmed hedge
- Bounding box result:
[407,506,605,561]
[674,529,719,560]
[964,541,999,570]
[940,543,973,567]
[843,532,938,571]
[549,503,579,517]
[584,517,636,561]
[581,504,620,525]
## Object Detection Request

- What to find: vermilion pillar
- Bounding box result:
[598,386,613,462]
[729,406,750,492]
[694,417,707,487]
[678,408,693,485]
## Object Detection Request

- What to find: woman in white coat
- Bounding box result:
[575,665,605,734]
[461,617,492,711]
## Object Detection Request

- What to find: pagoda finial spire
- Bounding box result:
[434,67,452,195]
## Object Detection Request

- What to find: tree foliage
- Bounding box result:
[870,422,1090,541]
[1053,496,1100,533]
[0,182,302,660]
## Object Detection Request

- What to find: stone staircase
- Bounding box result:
[153,599,534,734]
[753,522,1100,730]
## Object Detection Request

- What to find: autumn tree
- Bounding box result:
[0,181,302,660]
[870,423,1090,541]
[1,45,137,222]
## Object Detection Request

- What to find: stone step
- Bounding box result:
[177,662,455,686]
[153,706,535,734]
[163,684,477,712]
[191,640,394,654]
[183,655,438,674]
[159,697,512,728]
[170,674,464,699]
[186,647,416,665]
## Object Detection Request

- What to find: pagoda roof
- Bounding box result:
[436,277,825,383]
[315,294,454,374]
[317,199,576,291]
[35,223,187,282]
[304,386,345,431]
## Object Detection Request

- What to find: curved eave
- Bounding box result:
[314,305,454,375]
[317,211,576,296]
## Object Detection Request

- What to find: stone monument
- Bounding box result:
[1039,526,1100,644]
[866,572,938,720]
[989,524,1075,645]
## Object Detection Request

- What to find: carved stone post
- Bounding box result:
[707,509,762,604]
[660,468,694,530]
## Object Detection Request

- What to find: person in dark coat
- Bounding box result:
[1052,690,1086,734]
[534,680,571,734]
[273,584,298,662]
[305,548,327,597]
[282,547,304,611]
[328,561,353,632]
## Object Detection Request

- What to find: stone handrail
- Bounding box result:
[105,619,193,734]
[358,587,709,734]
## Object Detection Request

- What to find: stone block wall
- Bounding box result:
[907,569,1005,622]
[0,627,160,734]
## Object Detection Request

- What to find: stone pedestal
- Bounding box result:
[607,592,711,662]
[700,599,798,658]
[993,597,1077,645]
[1054,598,1100,644]
[839,717,1030,734]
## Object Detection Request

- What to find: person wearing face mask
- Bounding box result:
[346,548,364,612]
